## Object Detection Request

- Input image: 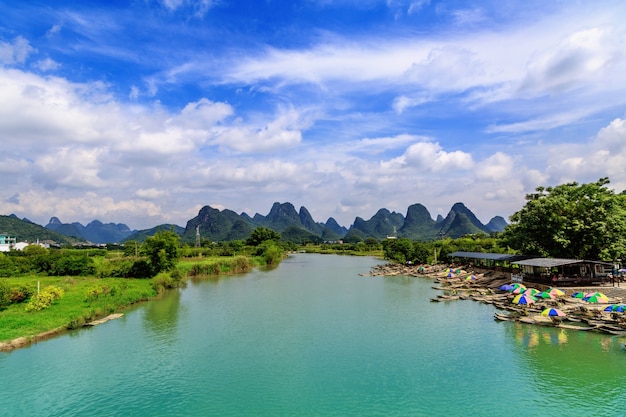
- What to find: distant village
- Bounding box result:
[0,232,52,252]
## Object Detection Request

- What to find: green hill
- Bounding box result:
[0,215,80,245]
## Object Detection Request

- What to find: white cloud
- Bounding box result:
[398,141,474,172]
[212,109,303,153]
[451,8,486,26]
[33,58,61,72]
[520,27,619,95]
[474,152,514,182]
[135,188,169,199]
[46,24,62,38]
[392,95,429,114]
[0,36,35,65]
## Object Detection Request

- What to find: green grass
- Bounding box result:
[0,276,156,342]
[1,254,278,344]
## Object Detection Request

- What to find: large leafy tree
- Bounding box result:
[144,230,180,273]
[246,227,281,246]
[500,178,626,261]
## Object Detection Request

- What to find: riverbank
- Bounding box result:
[0,254,282,352]
[367,262,626,336]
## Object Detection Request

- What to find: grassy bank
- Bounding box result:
[0,254,278,345]
[0,276,156,343]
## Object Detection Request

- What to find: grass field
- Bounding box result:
[0,255,271,344]
[0,276,156,343]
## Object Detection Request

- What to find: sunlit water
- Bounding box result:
[1,253,625,416]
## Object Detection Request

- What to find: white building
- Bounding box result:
[0,233,17,252]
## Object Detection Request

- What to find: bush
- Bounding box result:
[152,272,174,293]
[9,285,33,304]
[85,284,118,302]
[25,285,65,312]
[0,280,9,309]
[51,255,96,276]
[127,259,153,278]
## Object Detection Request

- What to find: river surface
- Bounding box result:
[1,253,626,416]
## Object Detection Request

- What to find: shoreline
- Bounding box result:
[368,262,626,336]
[0,311,130,353]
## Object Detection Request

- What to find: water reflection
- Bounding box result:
[502,320,626,411]
[143,288,184,342]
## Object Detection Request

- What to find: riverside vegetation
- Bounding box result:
[0,228,287,347]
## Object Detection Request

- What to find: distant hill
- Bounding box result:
[124,224,185,242]
[45,217,135,244]
[183,201,506,243]
[0,215,80,245]
[485,216,507,232]
[11,201,507,245]
[345,202,505,241]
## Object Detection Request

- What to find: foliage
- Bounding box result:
[151,270,185,293]
[379,235,507,265]
[0,276,156,342]
[280,226,322,244]
[144,230,181,274]
[25,285,65,312]
[383,238,414,263]
[500,178,626,260]
[246,227,281,246]
[50,254,96,276]
[258,241,284,266]
[0,280,9,309]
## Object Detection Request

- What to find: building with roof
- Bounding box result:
[0,233,17,252]
[515,258,613,286]
[449,251,614,286]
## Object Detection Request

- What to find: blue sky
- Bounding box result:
[1,0,626,230]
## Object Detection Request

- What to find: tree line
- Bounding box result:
[382,178,626,264]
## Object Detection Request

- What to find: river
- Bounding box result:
[1,253,625,416]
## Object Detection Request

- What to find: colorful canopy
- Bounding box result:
[604,304,626,313]
[571,292,586,299]
[510,283,527,294]
[584,292,609,303]
[536,291,555,300]
[512,294,536,305]
[523,288,539,296]
[547,287,565,296]
[541,308,566,317]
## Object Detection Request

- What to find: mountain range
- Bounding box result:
[182,201,506,244]
[45,217,135,244]
[4,202,506,244]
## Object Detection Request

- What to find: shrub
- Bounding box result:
[9,285,33,304]
[0,280,9,309]
[85,284,118,302]
[152,272,174,293]
[25,285,65,312]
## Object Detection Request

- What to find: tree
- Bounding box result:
[383,238,414,263]
[500,178,626,260]
[246,227,281,246]
[144,230,180,274]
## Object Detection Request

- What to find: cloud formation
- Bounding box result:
[1,1,626,231]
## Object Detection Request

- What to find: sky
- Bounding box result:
[1,0,626,231]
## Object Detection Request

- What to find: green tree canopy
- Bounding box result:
[144,230,180,273]
[246,227,281,246]
[500,178,626,261]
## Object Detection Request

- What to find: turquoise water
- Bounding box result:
[1,253,626,416]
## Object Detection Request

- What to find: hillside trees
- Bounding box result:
[500,178,626,260]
